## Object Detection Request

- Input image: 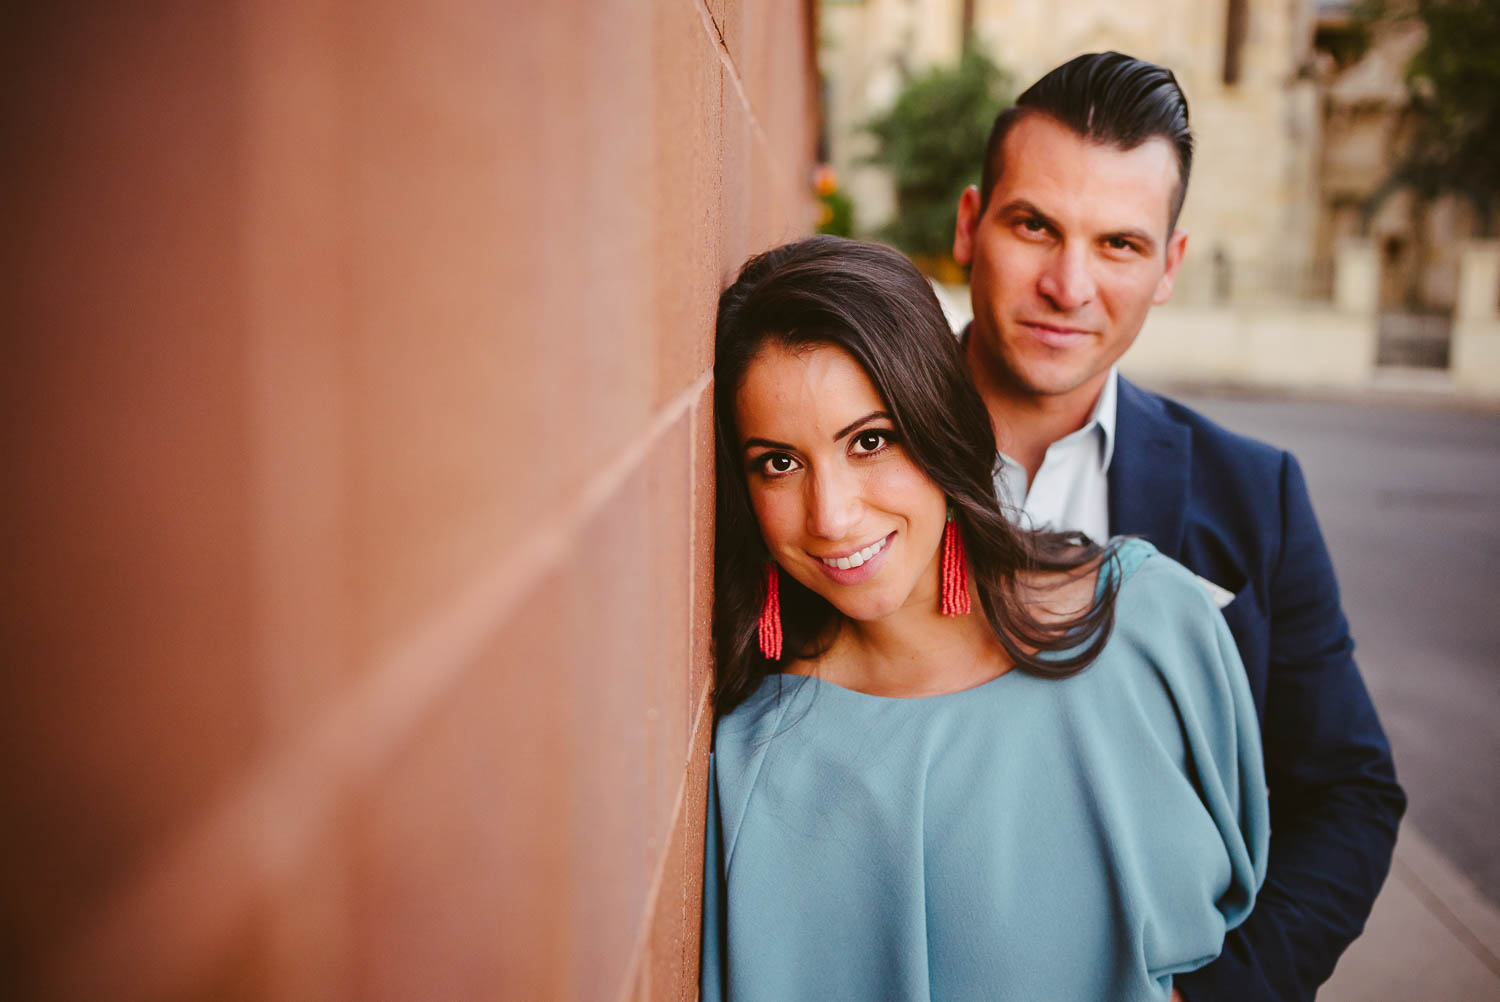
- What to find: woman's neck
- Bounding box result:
[801,586,1013,698]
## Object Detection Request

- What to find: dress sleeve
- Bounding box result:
[1134,549,1271,943]
[1181,570,1270,934]
[699,752,726,1002]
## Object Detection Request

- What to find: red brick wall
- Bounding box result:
[2,2,816,998]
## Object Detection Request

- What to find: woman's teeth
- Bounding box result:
[820,536,887,570]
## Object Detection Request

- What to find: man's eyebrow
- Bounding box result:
[1106,228,1158,253]
[1000,198,1161,253]
[833,411,891,441]
[995,199,1056,225]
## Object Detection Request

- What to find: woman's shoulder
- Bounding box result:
[1103,536,1214,613]
[1022,537,1174,627]
[1104,535,1159,579]
[1097,537,1247,701]
[714,673,816,751]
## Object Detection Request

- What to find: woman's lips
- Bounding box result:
[813,531,896,585]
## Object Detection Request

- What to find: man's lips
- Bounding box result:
[1020,321,1092,348]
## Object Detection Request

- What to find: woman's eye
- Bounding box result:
[759,453,799,476]
[851,431,889,454]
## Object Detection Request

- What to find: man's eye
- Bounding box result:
[1021,217,1047,233]
[852,431,889,454]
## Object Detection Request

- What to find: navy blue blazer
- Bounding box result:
[1109,377,1406,1002]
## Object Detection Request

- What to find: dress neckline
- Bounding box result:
[769,664,1023,704]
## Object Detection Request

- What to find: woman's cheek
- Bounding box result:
[750,488,800,549]
[865,458,943,511]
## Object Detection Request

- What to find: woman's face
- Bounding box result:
[734,342,948,623]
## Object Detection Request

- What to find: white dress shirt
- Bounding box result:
[993,368,1118,544]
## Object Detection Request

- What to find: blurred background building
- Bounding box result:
[3,2,815,999]
[818,0,1500,393]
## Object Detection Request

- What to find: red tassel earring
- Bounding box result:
[940,508,971,617]
[758,562,783,660]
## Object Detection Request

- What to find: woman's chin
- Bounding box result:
[826,590,908,624]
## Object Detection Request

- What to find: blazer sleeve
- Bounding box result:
[1174,453,1407,1002]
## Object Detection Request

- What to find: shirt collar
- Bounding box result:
[990,366,1118,475]
[1091,366,1119,474]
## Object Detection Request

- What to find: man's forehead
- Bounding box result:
[993,115,1180,233]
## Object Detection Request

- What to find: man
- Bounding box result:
[952,53,1405,1001]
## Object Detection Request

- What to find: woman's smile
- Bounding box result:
[813,530,897,583]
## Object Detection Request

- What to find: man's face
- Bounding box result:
[953,113,1187,404]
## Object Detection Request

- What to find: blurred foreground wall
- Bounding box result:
[2,2,816,999]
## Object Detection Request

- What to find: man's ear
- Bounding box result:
[1153,228,1189,305]
[953,185,982,267]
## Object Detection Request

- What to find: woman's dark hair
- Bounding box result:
[713,235,1119,716]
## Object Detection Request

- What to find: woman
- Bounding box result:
[701,236,1267,1002]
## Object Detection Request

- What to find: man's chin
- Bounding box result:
[1005,361,1104,400]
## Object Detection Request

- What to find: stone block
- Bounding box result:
[1455,241,1500,323]
[652,0,725,405]
[2,2,260,984]
[351,412,695,1002]
[1451,319,1500,394]
[1335,238,1380,315]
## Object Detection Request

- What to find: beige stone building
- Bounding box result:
[819,0,1500,391]
[1309,3,1493,367]
[822,0,1325,306]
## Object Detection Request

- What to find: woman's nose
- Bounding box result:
[805,467,862,540]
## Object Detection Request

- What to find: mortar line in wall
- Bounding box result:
[612,679,715,1002]
[690,0,782,182]
[690,0,758,140]
[691,0,814,239]
[45,369,716,1002]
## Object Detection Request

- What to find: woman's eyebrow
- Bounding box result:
[742,411,890,452]
[833,411,892,441]
[743,436,794,452]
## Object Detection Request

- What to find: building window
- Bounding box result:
[1224,0,1248,85]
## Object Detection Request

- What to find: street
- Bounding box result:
[1169,388,1500,905]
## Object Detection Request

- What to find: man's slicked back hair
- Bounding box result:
[979,51,1194,232]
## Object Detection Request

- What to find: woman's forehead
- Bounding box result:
[735,343,886,440]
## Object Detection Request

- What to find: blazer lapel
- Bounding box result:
[1109,377,1192,559]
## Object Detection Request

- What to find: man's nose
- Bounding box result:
[1037,243,1096,311]
[805,466,862,540]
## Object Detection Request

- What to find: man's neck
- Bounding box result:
[965,334,1106,483]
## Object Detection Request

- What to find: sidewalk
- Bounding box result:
[1321,823,1500,1001]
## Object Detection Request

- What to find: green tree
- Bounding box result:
[863,48,1012,262]
[1372,0,1500,231]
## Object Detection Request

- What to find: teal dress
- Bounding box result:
[701,540,1268,1002]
